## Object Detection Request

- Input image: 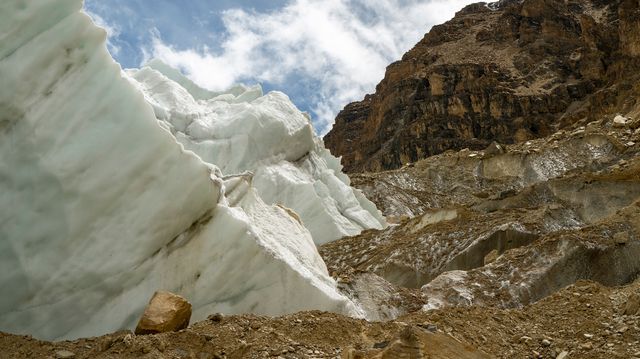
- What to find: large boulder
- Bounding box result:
[135,291,192,335]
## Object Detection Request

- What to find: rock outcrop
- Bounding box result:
[321,111,640,309]
[325,0,640,172]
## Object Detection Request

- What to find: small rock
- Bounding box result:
[54,350,76,359]
[613,232,629,245]
[581,342,593,350]
[123,333,134,347]
[519,336,533,343]
[627,141,636,147]
[617,325,629,333]
[583,333,594,339]
[208,313,224,322]
[623,293,640,315]
[373,341,389,349]
[614,115,630,127]
[484,250,499,265]
[541,339,551,347]
[556,351,568,359]
[484,141,505,155]
[135,291,192,335]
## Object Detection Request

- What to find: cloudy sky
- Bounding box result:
[84,0,477,134]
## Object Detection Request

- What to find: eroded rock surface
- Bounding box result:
[321,113,640,311]
[325,0,640,172]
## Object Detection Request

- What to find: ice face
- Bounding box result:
[0,0,378,340]
[127,62,386,244]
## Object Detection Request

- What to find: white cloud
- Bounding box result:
[149,0,477,133]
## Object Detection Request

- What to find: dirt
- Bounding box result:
[1,280,639,358]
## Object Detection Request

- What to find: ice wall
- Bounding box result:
[0,0,366,340]
[128,61,386,244]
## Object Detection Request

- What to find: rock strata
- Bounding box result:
[321,114,640,309]
[325,0,640,172]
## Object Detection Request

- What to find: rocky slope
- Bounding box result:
[322,112,640,312]
[2,279,640,358]
[325,0,640,172]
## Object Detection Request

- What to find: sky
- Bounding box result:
[83,0,477,134]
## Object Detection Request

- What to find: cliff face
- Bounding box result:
[325,0,640,172]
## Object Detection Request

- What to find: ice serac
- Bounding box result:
[0,0,363,341]
[127,60,386,245]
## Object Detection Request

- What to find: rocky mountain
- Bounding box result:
[325,0,640,172]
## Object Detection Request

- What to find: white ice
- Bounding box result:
[0,0,381,340]
[127,61,385,244]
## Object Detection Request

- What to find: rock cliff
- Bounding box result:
[325,0,640,172]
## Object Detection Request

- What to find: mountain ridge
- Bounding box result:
[325,0,640,172]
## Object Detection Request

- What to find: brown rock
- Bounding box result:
[623,293,640,315]
[135,291,192,335]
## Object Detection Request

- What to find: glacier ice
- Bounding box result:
[0,0,382,340]
[127,61,385,244]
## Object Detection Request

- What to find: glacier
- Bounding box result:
[0,0,384,340]
[128,59,385,245]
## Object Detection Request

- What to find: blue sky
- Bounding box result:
[84,0,476,134]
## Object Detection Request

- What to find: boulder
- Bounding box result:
[135,291,192,335]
